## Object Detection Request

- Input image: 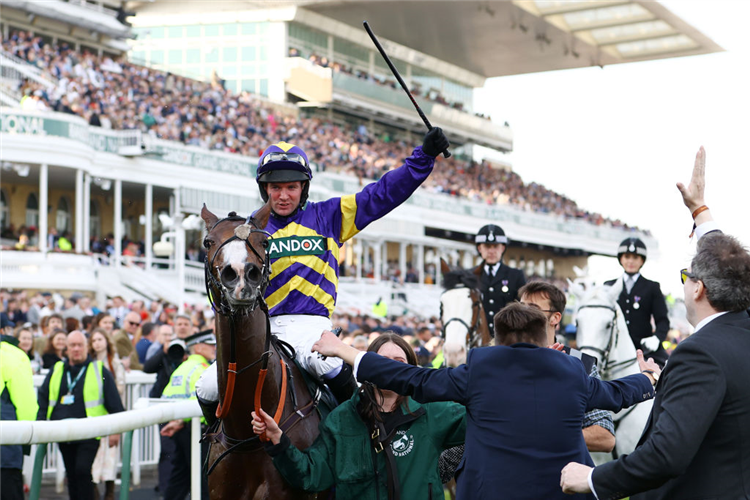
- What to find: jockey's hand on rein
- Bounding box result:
[422,127,450,158]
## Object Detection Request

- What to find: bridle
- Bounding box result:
[576,303,637,378]
[203,213,285,433]
[440,287,486,352]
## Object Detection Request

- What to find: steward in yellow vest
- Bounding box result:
[36,331,124,500]
[1,335,39,500]
[160,330,215,500]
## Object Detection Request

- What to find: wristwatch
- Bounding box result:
[641,369,659,385]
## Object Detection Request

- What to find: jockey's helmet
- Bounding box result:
[617,237,647,263]
[256,141,313,206]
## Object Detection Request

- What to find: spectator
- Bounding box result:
[136,321,156,364]
[112,311,143,371]
[42,329,68,369]
[108,296,128,328]
[89,328,125,500]
[92,313,115,335]
[36,331,124,500]
[13,324,42,373]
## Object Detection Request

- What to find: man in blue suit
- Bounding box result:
[313,303,660,499]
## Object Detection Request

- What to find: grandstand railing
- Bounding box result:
[0,50,57,89]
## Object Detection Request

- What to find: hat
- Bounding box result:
[617,237,647,262]
[0,315,15,328]
[475,224,508,245]
[185,329,216,347]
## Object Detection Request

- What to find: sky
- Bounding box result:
[474,0,750,297]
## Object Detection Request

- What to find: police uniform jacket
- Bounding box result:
[604,275,669,357]
[473,263,526,330]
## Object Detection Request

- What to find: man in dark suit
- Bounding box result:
[473,224,526,332]
[561,146,750,499]
[313,303,659,499]
[605,237,670,366]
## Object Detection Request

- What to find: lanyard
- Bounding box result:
[66,365,87,395]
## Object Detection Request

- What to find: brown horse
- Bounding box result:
[201,204,324,500]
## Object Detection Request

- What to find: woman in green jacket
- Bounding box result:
[252,332,466,500]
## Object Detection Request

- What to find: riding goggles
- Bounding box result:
[680,268,697,285]
[261,152,308,168]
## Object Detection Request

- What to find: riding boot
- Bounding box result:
[325,363,358,404]
[197,394,219,427]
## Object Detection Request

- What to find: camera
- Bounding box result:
[167,339,186,363]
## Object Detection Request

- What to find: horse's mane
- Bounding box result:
[442,267,480,291]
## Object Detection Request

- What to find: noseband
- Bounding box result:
[204,213,273,317]
[440,287,485,351]
[576,304,636,377]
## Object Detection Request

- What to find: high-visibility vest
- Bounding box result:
[47,360,107,420]
[161,354,209,401]
[431,350,445,369]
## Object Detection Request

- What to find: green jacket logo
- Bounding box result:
[268,236,327,258]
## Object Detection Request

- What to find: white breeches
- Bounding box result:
[196,314,338,403]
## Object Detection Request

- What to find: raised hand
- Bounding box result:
[676,146,707,213]
[636,349,661,384]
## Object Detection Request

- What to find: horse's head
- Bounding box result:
[201,203,272,313]
[439,258,484,367]
[571,279,628,372]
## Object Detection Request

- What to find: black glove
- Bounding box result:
[422,127,450,158]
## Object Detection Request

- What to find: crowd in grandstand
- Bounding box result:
[3,30,644,232]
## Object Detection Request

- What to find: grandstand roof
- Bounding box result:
[299,0,723,78]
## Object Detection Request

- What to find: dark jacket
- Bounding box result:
[143,348,179,398]
[592,311,750,500]
[37,356,124,421]
[357,344,654,500]
[604,275,669,363]
[266,390,465,500]
[474,263,526,330]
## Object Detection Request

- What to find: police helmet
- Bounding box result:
[617,237,647,262]
[475,224,508,246]
[256,142,313,206]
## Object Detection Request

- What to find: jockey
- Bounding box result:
[197,128,450,407]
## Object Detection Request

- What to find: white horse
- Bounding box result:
[439,259,492,367]
[570,279,653,457]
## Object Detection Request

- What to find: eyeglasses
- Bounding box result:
[680,268,697,285]
[127,320,141,326]
[261,152,308,168]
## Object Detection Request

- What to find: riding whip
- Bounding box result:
[363,21,451,158]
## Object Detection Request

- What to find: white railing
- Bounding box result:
[0,50,57,88]
[66,0,119,17]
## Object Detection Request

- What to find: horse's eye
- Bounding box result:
[261,239,269,249]
[203,238,212,249]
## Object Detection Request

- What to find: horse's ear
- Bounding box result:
[607,277,624,302]
[440,258,451,276]
[253,201,271,230]
[568,279,585,300]
[201,204,219,231]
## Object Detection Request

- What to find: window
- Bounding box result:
[260,45,268,61]
[56,197,71,233]
[168,49,182,64]
[149,27,165,39]
[241,79,256,93]
[223,47,237,62]
[222,66,237,76]
[168,26,183,38]
[205,25,220,37]
[241,64,255,76]
[186,49,200,64]
[259,79,268,97]
[205,48,219,63]
[25,193,39,228]
[241,23,256,35]
[150,50,164,65]
[223,23,237,36]
[186,25,201,37]
[241,46,256,62]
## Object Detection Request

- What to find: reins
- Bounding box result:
[576,304,637,378]
[440,287,486,351]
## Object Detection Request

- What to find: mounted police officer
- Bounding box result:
[473,224,526,332]
[36,331,124,500]
[161,330,216,500]
[605,237,670,367]
[197,128,450,408]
